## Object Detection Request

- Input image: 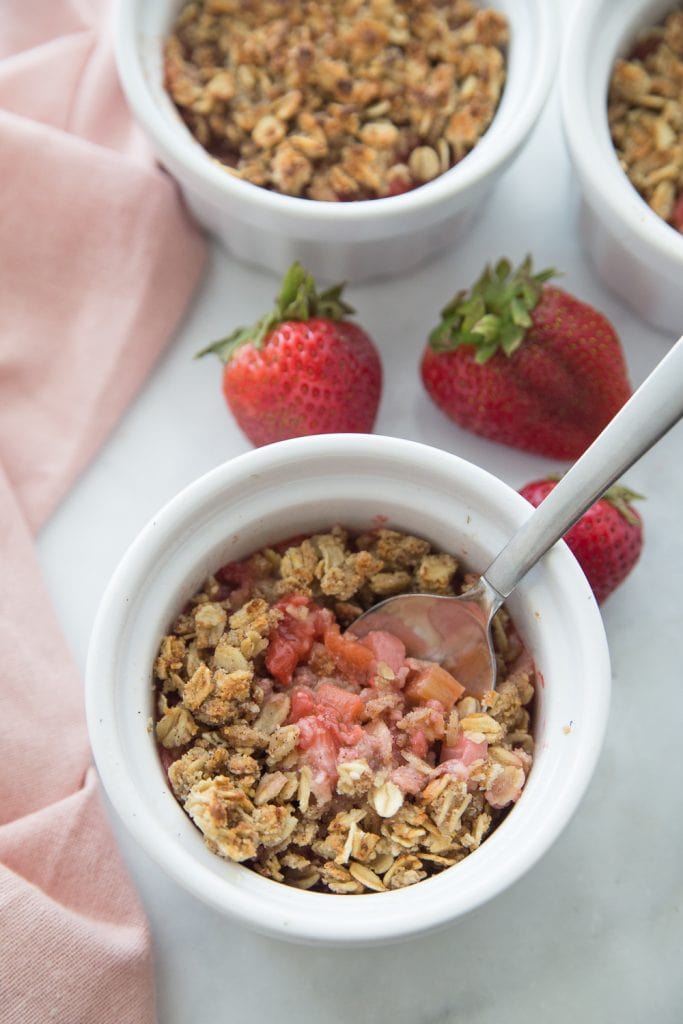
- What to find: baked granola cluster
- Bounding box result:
[163,0,508,200]
[608,8,683,232]
[154,527,534,894]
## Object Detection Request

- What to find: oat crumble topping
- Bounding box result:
[154,526,535,893]
[608,8,683,232]
[163,0,508,200]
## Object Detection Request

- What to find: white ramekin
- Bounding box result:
[560,0,683,336]
[85,435,610,946]
[113,0,557,282]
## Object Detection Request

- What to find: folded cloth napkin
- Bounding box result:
[0,2,207,1021]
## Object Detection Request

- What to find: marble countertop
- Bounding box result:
[37,6,683,1021]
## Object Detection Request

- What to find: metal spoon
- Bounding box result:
[349,334,683,697]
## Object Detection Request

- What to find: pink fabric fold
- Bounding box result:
[0,2,207,1021]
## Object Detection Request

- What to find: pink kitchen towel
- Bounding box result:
[0,2,207,1021]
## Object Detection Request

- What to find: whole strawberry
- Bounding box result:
[519,478,644,604]
[197,263,382,447]
[421,257,632,459]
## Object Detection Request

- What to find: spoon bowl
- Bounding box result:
[350,334,683,694]
[350,578,499,696]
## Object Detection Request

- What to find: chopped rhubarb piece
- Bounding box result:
[358,630,407,675]
[339,717,392,770]
[391,763,426,795]
[409,728,429,759]
[290,684,364,744]
[324,625,375,682]
[440,733,488,766]
[315,682,364,723]
[434,758,470,782]
[404,662,465,710]
[296,715,340,802]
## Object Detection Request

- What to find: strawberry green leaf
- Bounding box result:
[510,297,532,328]
[473,339,499,364]
[498,321,526,357]
[194,324,262,363]
[494,257,511,282]
[471,313,500,343]
[602,484,645,526]
[428,256,559,361]
[195,261,355,364]
[278,262,307,310]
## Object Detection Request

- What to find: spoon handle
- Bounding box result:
[484,334,683,601]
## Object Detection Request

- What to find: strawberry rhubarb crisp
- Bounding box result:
[608,7,683,233]
[154,527,534,893]
[163,0,508,200]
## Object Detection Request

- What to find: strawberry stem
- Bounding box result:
[428,256,557,363]
[195,262,354,364]
[602,484,644,526]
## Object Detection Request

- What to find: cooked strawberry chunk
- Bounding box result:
[266,595,332,685]
[266,622,314,685]
[289,685,318,722]
[404,662,465,710]
[289,683,363,749]
[298,715,339,758]
[358,630,407,675]
[315,682,364,723]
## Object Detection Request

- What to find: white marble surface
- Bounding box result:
[38,7,683,1021]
